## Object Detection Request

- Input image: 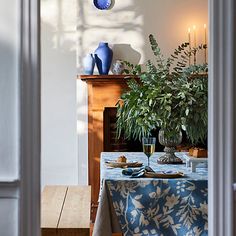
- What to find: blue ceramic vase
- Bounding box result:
[82,54,95,75]
[94,42,113,75]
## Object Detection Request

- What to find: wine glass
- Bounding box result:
[142,137,156,167]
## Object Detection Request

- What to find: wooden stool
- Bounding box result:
[41,185,91,236]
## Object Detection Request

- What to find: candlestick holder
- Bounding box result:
[193,47,197,66]
[188,53,191,66]
[188,45,191,66]
[203,44,207,64]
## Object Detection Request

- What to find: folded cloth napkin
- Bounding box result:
[122,166,155,178]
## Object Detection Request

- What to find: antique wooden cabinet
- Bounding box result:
[78,75,130,220]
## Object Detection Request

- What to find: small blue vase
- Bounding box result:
[94,42,113,75]
[82,54,95,75]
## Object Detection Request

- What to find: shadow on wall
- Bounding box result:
[108,0,116,10]
[76,0,208,71]
[81,0,207,65]
[132,0,208,62]
[41,21,77,115]
[76,0,86,73]
[76,0,145,73]
[112,44,141,65]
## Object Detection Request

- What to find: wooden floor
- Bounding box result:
[41,185,91,236]
[41,185,122,236]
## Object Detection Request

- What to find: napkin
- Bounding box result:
[122,166,155,178]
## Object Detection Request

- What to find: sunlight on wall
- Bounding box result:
[76,0,145,73]
[41,0,79,187]
[41,0,77,49]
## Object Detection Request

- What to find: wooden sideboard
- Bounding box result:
[78,75,130,220]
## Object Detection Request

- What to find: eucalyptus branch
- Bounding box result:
[116,34,208,144]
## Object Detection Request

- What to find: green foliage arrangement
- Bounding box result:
[116,34,208,145]
[122,61,142,75]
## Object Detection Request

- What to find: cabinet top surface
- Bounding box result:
[78,74,137,82]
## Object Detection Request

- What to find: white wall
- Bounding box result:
[41,0,208,186]
[41,0,78,187]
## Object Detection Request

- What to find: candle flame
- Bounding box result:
[204,24,206,29]
[193,25,196,30]
[188,27,191,33]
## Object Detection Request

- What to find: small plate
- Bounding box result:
[144,171,184,178]
[93,0,111,10]
[105,161,143,168]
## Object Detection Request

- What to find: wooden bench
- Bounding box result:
[41,185,91,236]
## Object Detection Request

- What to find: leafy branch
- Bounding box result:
[122,61,142,75]
[116,34,207,144]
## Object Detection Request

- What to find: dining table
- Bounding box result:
[93,152,208,236]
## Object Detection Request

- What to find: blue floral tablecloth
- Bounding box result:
[93,152,208,236]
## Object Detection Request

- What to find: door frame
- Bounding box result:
[19,0,41,235]
[20,0,236,235]
[208,0,235,235]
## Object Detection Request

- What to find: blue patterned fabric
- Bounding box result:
[101,152,208,236]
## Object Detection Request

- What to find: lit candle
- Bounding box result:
[188,27,191,48]
[193,25,196,48]
[204,24,207,63]
[204,24,207,45]
[188,27,191,66]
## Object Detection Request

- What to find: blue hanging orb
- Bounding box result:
[93,0,112,10]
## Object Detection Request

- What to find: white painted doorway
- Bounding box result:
[0,0,235,235]
[208,0,236,235]
[0,0,40,236]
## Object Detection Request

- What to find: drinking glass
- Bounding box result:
[142,137,156,167]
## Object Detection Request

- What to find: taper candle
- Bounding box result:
[193,25,197,65]
[204,24,207,45]
[188,27,191,65]
[204,24,207,63]
[188,27,191,47]
[193,25,196,48]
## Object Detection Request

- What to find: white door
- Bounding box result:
[0,0,40,236]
